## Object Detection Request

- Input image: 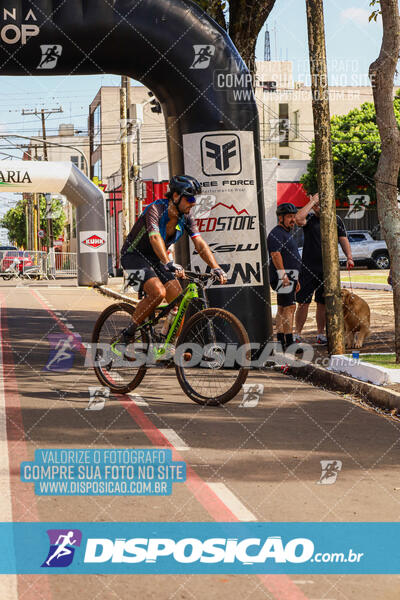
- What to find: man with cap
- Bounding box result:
[267,203,301,351]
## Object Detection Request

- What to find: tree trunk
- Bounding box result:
[193,1,276,77]
[228,0,276,76]
[305,0,345,355]
[369,0,400,361]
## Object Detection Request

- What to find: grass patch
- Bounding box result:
[341,274,388,284]
[360,354,400,369]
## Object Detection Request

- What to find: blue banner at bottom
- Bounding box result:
[0,522,398,574]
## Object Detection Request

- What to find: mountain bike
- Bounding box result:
[91,271,250,405]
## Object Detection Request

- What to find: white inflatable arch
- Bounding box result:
[0,161,107,285]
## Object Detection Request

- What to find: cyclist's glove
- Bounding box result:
[212,267,227,283]
[165,261,184,273]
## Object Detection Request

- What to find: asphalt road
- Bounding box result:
[1,279,400,599]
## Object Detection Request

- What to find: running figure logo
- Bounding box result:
[42,529,82,568]
[318,460,342,485]
[240,383,264,407]
[44,333,81,372]
[190,45,215,69]
[345,195,370,220]
[37,45,62,69]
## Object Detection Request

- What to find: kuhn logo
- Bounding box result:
[201,134,242,176]
[82,235,105,249]
[42,529,82,568]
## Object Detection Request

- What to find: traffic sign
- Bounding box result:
[38,230,45,238]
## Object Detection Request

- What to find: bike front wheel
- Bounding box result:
[175,308,250,406]
[91,302,148,394]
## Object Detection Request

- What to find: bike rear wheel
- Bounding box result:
[91,302,148,394]
[175,308,250,406]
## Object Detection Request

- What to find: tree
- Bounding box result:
[1,196,66,249]
[368,0,400,361]
[1,202,26,247]
[300,94,400,203]
[193,0,276,75]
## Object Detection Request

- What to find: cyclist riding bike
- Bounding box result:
[120,174,227,342]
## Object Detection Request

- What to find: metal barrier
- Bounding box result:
[0,250,78,281]
[0,250,21,279]
[48,252,78,277]
[22,251,48,279]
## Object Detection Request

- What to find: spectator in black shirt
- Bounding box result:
[294,193,354,345]
[267,203,301,350]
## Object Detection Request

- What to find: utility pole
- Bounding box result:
[21,107,63,253]
[120,79,130,240]
[305,0,345,355]
[137,121,143,216]
[124,77,136,228]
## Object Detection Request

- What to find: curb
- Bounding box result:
[283,359,400,411]
[94,284,138,305]
[341,281,392,291]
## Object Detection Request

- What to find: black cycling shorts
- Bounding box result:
[270,273,298,307]
[120,251,175,286]
[296,269,325,304]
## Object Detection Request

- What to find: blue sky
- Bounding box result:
[0,1,391,156]
[256,0,387,84]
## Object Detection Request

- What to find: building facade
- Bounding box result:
[255,61,380,160]
[88,85,168,183]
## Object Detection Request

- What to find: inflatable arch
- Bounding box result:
[0,0,272,343]
[0,161,107,285]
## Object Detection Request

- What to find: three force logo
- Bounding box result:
[201,134,242,176]
[42,529,82,568]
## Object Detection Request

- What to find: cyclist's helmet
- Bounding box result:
[276,202,298,216]
[169,175,202,197]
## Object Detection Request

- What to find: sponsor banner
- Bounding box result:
[0,523,400,574]
[79,230,107,253]
[0,160,71,192]
[183,131,263,288]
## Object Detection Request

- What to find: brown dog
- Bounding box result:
[341,288,371,349]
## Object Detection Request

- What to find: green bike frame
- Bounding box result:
[152,282,198,361]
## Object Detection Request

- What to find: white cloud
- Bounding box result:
[340,7,371,26]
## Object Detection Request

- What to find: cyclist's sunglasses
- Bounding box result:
[183,195,196,204]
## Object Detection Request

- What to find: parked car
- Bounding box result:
[298,230,390,270]
[0,245,17,252]
[1,251,33,274]
[338,230,390,269]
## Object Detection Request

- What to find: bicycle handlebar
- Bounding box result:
[184,270,217,283]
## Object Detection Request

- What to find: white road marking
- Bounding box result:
[293,580,315,584]
[128,393,149,406]
[65,324,74,329]
[206,482,257,522]
[158,428,190,451]
[0,306,19,597]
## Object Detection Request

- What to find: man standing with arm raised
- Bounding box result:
[294,193,354,344]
